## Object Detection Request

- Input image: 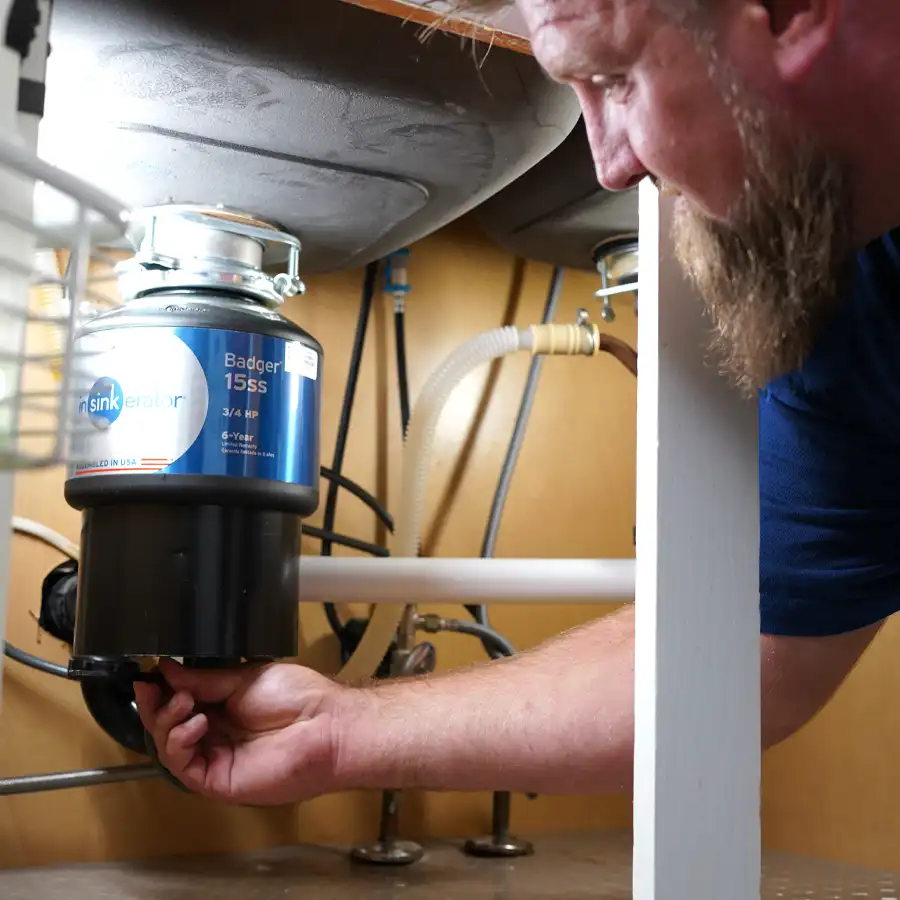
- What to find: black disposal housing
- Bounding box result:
[64,291,322,667]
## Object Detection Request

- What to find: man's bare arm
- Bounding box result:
[335,605,882,795]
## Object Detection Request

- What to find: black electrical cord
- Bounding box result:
[321,466,393,533]
[302,525,389,558]
[322,261,380,638]
[438,619,516,659]
[394,307,411,436]
[467,266,566,656]
[4,642,69,679]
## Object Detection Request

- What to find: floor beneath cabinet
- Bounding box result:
[1,829,898,899]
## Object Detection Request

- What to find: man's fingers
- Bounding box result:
[133,682,162,732]
[180,754,211,791]
[154,690,195,736]
[163,712,210,780]
[158,658,246,704]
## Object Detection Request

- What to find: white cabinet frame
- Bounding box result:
[633,181,761,900]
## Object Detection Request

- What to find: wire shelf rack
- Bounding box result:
[0,131,130,471]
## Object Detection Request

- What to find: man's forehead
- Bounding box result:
[518,0,632,31]
[519,0,649,79]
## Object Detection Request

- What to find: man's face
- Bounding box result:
[519,0,852,390]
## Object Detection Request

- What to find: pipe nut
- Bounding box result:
[417,613,444,634]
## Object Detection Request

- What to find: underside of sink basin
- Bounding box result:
[475,121,639,271]
[40,0,581,272]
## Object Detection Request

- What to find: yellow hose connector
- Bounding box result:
[528,321,599,356]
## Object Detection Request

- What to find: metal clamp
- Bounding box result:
[118,204,305,307]
[592,233,640,319]
[575,308,600,355]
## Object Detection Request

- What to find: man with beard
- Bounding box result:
[135,0,900,805]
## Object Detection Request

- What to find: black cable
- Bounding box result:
[468,266,566,652]
[439,619,516,659]
[320,466,393,533]
[302,525,389,558]
[321,261,380,638]
[5,0,41,59]
[394,308,411,436]
[39,560,78,645]
[315,469,394,641]
[4,642,69,679]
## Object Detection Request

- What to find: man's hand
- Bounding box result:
[134,608,881,805]
[134,658,344,806]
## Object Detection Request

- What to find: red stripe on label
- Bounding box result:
[75,467,164,475]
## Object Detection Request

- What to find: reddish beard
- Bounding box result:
[670,88,853,393]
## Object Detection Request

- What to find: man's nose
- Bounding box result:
[595,145,649,192]
[575,86,649,192]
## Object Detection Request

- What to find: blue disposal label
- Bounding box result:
[70,325,321,486]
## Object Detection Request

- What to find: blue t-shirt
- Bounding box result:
[759,226,900,636]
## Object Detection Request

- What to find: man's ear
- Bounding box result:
[769,0,841,82]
